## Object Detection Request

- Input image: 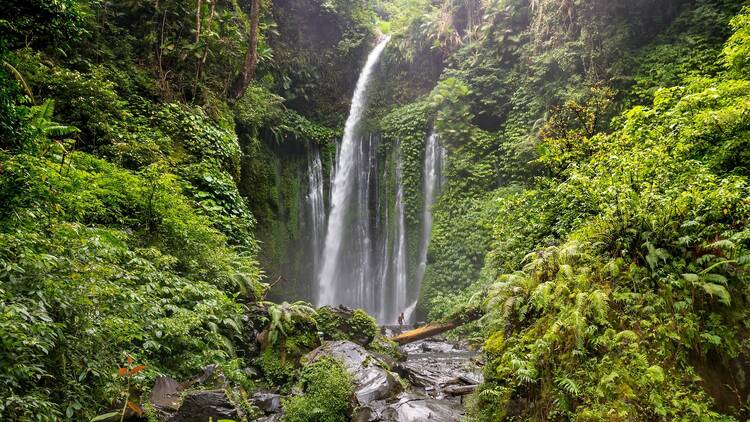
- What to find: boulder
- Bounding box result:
[378,393,463,422]
[317,306,379,346]
[150,377,182,412]
[250,392,281,414]
[304,340,401,404]
[167,390,239,422]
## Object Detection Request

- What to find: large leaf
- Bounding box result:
[90,412,121,422]
[700,282,731,305]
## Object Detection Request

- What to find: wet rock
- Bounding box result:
[179,364,228,392]
[167,390,239,422]
[352,405,376,422]
[420,341,455,354]
[251,392,281,413]
[378,393,463,422]
[304,340,401,404]
[256,414,283,422]
[150,376,181,411]
[444,384,477,396]
[457,374,481,385]
[396,338,483,398]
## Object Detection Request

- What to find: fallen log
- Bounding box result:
[444,385,477,396]
[391,321,461,345]
[390,307,483,345]
[458,374,480,385]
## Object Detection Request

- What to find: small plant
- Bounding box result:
[262,301,317,347]
[90,354,146,422]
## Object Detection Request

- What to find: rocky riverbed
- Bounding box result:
[255,326,483,421]
[145,324,482,422]
[378,326,483,422]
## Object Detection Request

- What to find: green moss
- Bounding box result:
[349,309,378,340]
[285,329,320,357]
[368,335,404,363]
[316,307,379,346]
[258,348,298,387]
[281,357,354,422]
[315,307,350,341]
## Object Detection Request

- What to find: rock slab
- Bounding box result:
[167,390,238,422]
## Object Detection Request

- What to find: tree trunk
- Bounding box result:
[195,0,202,43]
[194,0,215,96]
[389,307,483,345]
[229,0,261,102]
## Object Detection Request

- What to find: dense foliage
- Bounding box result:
[383,1,750,419]
[4,0,750,420]
[0,0,325,419]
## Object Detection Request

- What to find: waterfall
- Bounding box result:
[318,36,390,308]
[391,147,408,323]
[376,154,391,322]
[306,147,326,277]
[412,132,446,322]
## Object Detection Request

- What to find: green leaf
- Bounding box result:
[90,412,121,422]
[681,273,699,283]
[700,282,731,305]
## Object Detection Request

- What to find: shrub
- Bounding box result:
[282,357,353,422]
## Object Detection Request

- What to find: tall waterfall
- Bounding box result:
[306,147,326,278]
[406,132,446,323]
[317,36,390,310]
[390,148,409,322]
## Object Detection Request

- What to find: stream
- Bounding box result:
[370,327,484,422]
[151,323,483,421]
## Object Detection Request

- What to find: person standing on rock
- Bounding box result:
[398,312,405,327]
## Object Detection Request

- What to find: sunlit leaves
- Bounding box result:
[724,7,750,75]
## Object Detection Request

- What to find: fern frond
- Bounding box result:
[2,60,34,102]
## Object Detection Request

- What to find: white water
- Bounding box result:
[411,132,446,323]
[402,300,418,323]
[317,36,390,307]
[306,147,326,277]
[391,148,408,323]
[415,133,445,287]
[376,156,392,322]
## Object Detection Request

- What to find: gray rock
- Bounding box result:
[251,392,281,414]
[378,393,463,422]
[397,339,483,397]
[352,406,376,422]
[150,376,181,411]
[304,341,401,404]
[168,390,239,422]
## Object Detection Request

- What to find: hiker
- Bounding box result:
[398,312,405,327]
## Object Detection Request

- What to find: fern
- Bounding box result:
[555,377,581,397]
[2,60,34,103]
[28,99,80,140]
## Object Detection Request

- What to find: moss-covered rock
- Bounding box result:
[316,306,379,346]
